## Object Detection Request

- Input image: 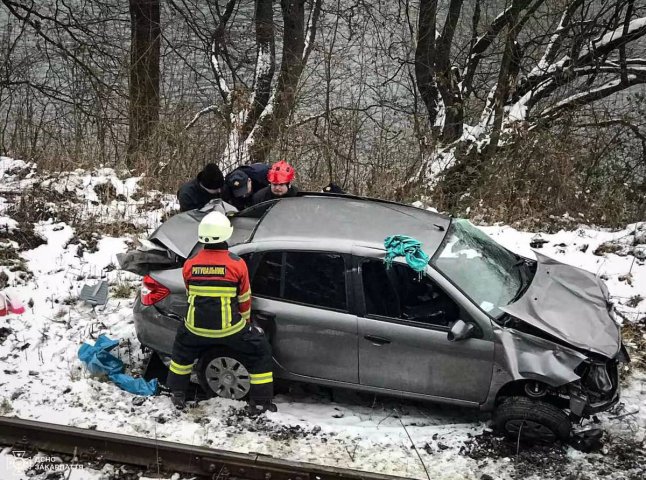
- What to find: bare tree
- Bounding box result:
[1,0,644,222]
[412,0,646,184]
[0,0,130,164]
[128,0,161,165]
[179,0,323,168]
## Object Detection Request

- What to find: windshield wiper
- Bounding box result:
[509,259,531,303]
[509,283,528,304]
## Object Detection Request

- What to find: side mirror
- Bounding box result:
[447,319,475,342]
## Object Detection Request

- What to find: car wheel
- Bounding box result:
[196,348,251,400]
[493,396,571,443]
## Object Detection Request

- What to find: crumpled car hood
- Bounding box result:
[149,200,237,258]
[501,252,620,358]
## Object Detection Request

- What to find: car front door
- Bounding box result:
[250,250,359,384]
[355,257,494,403]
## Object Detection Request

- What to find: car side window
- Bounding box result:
[361,259,459,327]
[283,252,347,311]
[253,252,282,299]
[361,260,400,317]
[252,251,347,311]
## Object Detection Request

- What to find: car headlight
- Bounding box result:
[583,363,613,394]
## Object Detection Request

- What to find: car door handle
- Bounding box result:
[253,310,275,320]
[364,335,391,346]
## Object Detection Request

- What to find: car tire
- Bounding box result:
[493,396,571,443]
[196,348,252,401]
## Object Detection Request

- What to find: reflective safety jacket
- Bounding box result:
[182,246,251,338]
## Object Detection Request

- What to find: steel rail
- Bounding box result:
[0,416,403,480]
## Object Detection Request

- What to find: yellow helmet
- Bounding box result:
[198,212,233,244]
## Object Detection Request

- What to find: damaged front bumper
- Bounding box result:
[493,325,628,418]
[569,382,620,417]
[569,355,624,417]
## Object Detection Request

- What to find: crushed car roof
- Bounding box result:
[252,196,450,252]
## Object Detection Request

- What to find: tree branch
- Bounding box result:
[243,0,276,136]
[0,0,122,97]
[460,0,534,97]
[414,0,439,127]
[185,104,224,130]
[303,0,323,64]
[574,118,646,142]
[539,72,646,120]
[435,0,463,141]
[519,14,646,100]
[530,0,583,78]
[619,0,634,84]
[290,103,384,129]
[207,0,237,106]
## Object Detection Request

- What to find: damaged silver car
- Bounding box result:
[118,195,629,442]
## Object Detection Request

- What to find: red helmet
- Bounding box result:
[267,160,295,184]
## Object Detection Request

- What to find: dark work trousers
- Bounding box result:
[166,322,274,402]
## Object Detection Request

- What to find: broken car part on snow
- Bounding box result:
[118,194,630,443]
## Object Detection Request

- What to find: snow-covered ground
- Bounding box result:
[0,157,645,479]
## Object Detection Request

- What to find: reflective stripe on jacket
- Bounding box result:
[182,247,251,338]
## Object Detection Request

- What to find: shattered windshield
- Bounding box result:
[431,219,523,318]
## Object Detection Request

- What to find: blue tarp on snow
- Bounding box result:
[78,334,158,396]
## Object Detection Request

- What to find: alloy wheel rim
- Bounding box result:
[205,356,251,400]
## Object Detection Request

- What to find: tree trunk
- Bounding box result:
[486,0,523,157]
[248,0,308,163]
[415,0,440,130]
[436,0,464,142]
[196,0,321,168]
[128,0,160,167]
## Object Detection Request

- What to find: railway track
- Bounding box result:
[0,416,403,480]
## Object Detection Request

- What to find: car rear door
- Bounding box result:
[354,256,494,403]
[250,250,359,383]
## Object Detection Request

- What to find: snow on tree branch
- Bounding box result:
[513,14,646,121]
[211,39,232,105]
[185,105,223,130]
[540,72,646,120]
[529,0,583,78]
[244,0,276,136]
[460,0,535,96]
[303,0,323,64]
[208,0,237,106]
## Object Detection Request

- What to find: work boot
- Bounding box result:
[171,391,186,410]
[247,400,278,416]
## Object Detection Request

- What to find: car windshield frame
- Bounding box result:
[235,199,280,218]
[430,219,526,319]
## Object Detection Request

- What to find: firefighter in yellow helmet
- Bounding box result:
[166,211,276,414]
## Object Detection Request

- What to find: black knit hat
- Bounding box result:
[198,163,224,190]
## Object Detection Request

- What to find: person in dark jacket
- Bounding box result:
[251,160,299,205]
[177,163,225,212]
[166,211,276,414]
[322,182,345,194]
[221,163,270,210]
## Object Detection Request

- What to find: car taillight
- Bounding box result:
[141,275,170,306]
